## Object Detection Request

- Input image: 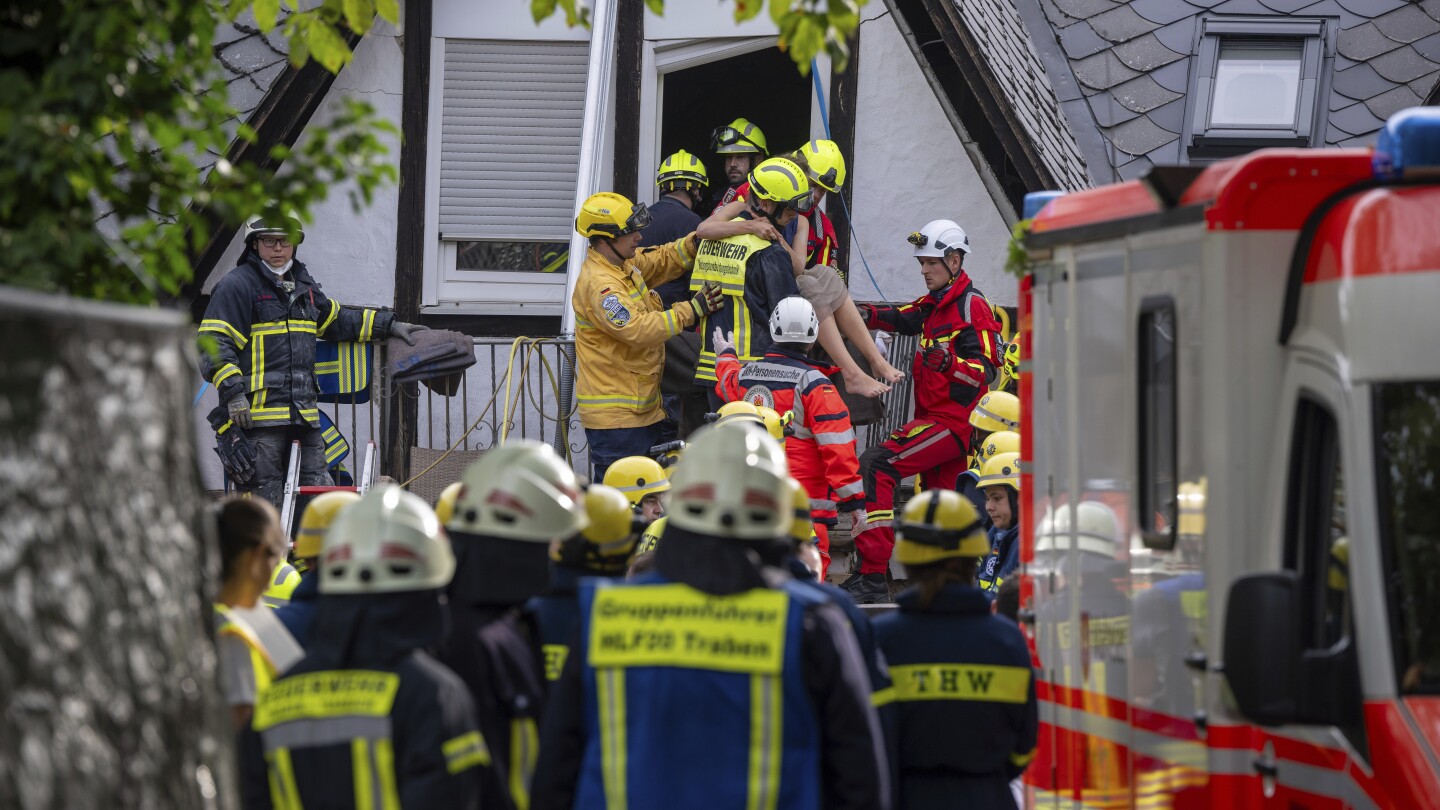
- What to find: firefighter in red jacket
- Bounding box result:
[713,296,865,579]
[846,220,1003,603]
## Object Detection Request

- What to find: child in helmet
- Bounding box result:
[977,452,1023,595]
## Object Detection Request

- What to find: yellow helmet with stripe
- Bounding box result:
[798,139,846,192]
[970,390,1020,433]
[576,191,652,239]
[603,456,671,506]
[295,490,361,559]
[978,431,1020,465]
[712,117,767,155]
[747,157,814,213]
[895,489,988,565]
[978,452,1021,491]
[657,149,708,191]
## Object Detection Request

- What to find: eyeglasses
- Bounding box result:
[259,237,293,248]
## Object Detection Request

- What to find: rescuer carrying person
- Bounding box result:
[572,192,723,482]
[871,489,1038,809]
[440,439,588,810]
[531,424,890,810]
[239,486,501,809]
[713,296,866,579]
[273,489,360,648]
[847,219,1004,603]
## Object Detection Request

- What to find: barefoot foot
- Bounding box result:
[873,359,906,385]
[842,369,890,398]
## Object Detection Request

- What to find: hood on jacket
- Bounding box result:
[655,523,768,596]
[446,529,552,608]
[305,590,449,669]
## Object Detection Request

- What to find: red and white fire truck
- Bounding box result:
[1015,107,1440,808]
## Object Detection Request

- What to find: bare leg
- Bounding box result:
[818,316,889,398]
[835,296,905,384]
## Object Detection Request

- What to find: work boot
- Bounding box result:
[847,573,890,604]
[839,571,864,591]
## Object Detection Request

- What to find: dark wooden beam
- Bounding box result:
[828,33,860,283]
[612,0,644,199]
[386,0,433,481]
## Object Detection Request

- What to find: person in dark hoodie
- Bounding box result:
[198,212,427,506]
[527,483,640,685]
[441,439,588,810]
[872,489,1038,810]
[977,451,1023,595]
[273,489,359,647]
[532,423,890,810]
[240,485,501,809]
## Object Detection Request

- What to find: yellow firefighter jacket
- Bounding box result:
[573,235,698,429]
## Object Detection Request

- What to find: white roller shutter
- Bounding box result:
[439,40,589,241]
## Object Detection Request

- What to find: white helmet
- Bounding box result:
[450,439,587,542]
[908,219,970,258]
[668,424,793,540]
[243,211,305,245]
[320,485,455,595]
[1034,501,1120,558]
[769,296,819,345]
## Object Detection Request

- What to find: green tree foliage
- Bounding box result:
[532,0,868,73]
[2,1,399,305]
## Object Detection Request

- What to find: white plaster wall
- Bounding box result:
[846,10,1016,308]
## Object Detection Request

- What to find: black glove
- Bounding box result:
[688,281,724,319]
[390,321,428,345]
[214,426,257,485]
[919,345,954,373]
[227,394,253,430]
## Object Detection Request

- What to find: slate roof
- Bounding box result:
[1008,0,1440,183]
[203,13,293,173]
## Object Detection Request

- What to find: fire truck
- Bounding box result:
[1015,107,1440,808]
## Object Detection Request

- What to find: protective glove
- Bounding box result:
[214,427,257,485]
[688,281,725,320]
[227,394,253,430]
[919,345,955,373]
[712,326,736,356]
[848,508,868,537]
[389,321,428,346]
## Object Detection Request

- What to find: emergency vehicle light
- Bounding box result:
[1023,191,1064,219]
[1372,107,1440,181]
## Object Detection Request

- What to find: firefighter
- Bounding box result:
[969,391,1020,449]
[957,430,1020,530]
[849,219,1004,603]
[572,191,723,482]
[532,425,890,810]
[199,212,426,506]
[710,117,768,210]
[977,452,1022,595]
[872,489,1038,809]
[602,455,670,523]
[274,489,360,647]
[527,484,640,685]
[644,150,710,307]
[689,157,813,403]
[441,439,588,810]
[240,486,501,809]
[713,296,866,579]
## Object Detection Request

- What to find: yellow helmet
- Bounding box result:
[978,431,1020,465]
[434,481,463,528]
[799,139,846,192]
[635,515,667,555]
[603,456,671,506]
[715,400,762,426]
[970,391,1020,433]
[978,452,1021,491]
[789,477,815,546]
[748,158,814,213]
[712,117,767,155]
[1003,338,1022,382]
[576,192,652,239]
[657,149,708,191]
[262,561,302,606]
[295,490,361,559]
[895,490,988,565]
[756,406,787,443]
[573,484,641,567]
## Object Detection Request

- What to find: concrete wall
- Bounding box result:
[847,10,1016,308]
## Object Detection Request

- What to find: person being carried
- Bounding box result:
[703,140,903,398]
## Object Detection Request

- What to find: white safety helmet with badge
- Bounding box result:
[320,485,455,594]
[668,423,794,540]
[908,219,970,258]
[449,439,588,542]
[770,296,819,346]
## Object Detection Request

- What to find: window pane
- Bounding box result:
[1138,303,1177,546]
[1210,41,1303,128]
[455,241,569,274]
[1375,381,1440,695]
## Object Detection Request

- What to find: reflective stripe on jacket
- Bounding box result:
[572,238,697,430]
[215,603,277,693]
[692,218,800,385]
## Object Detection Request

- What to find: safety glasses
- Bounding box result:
[593,203,652,237]
[711,125,763,154]
[788,192,817,215]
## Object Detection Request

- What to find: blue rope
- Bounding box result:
[811,59,893,305]
[193,381,209,407]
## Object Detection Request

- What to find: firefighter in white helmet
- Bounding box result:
[533,425,890,810]
[241,486,501,808]
[872,489,1038,809]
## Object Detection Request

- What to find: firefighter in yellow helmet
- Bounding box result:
[603,454,671,524]
[644,150,712,308]
[872,489,1038,808]
[240,486,503,808]
[274,489,361,648]
[977,452,1022,595]
[573,191,722,482]
[970,390,1020,440]
[709,117,769,209]
[532,424,889,809]
[527,484,642,684]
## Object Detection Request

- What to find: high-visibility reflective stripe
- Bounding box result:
[747,674,781,810]
[375,738,400,810]
[663,309,678,335]
[889,663,1030,704]
[214,363,242,387]
[543,644,569,682]
[251,409,294,423]
[250,332,266,395]
[896,429,953,461]
[598,668,628,808]
[360,310,375,342]
[254,671,400,730]
[288,319,318,334]
[867,510,894,522]
[972,403,1016,429]
[576,317,595,329]
[267,747,302,810]
[261,716,392,751]
[814,428,855,445]
[353,738,375,810]
[200,319,249,347]
[809,498,836,511]
[442,730,491,774]
[320,299,340,333]
[832,481,864,499]
[871,686,897,707]
[510,718,538,810]
[576,393,661,409]
[790,425,814,440]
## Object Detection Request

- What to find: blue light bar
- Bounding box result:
[1023,191,1065,220]
[1372,107,1440,181]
